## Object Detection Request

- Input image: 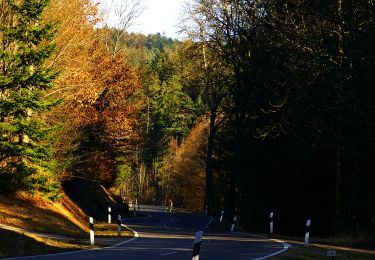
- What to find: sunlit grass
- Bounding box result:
[95,222,133,237]
[0,193,136,258]
[0,193,87,237]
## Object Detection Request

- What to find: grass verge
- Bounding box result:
[273,243,374,259]
[0,229,89,258]
[95,222,133,237]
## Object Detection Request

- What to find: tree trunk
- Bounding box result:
[335,129,343,231]
[335,0,344,233]
[228,118,241,219]
[204,110,217,214]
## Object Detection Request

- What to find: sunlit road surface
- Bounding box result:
[5,205,287,259]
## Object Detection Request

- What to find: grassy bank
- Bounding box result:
[0,193,88,237]
[0,192,86,257]
[0,186,133,258]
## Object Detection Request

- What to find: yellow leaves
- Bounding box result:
[169,120,208,213]
[43,0,99,102]
[26,65,35,75]
[37,0,142,187]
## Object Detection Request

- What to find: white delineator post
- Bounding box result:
[230,216,237,232]
[117,215,122,236]
[192,231,203,260]
[108,207,111,224]
[304,219,311,247]
[170,201,173,212]
[270,212,274,234]
[220,210,224,223]
[89,217,95,245]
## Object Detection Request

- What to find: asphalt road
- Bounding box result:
[5,205,288,259]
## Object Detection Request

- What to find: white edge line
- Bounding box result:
[108,223,139,248]
[2,221,139,259]
[252,241,290,260]
[244,233,291,260]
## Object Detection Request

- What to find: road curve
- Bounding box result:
[4,205,288,259]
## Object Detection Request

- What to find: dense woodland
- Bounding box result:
[0,0,374,240]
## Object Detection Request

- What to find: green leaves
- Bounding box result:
[9,0,51,21]
[148,76,194,151]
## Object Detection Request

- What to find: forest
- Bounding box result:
[0,0,374,241]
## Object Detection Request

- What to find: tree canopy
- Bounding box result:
[0,0,374,240]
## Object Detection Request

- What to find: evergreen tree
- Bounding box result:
[0,0,59,195]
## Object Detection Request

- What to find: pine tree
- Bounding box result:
[0,0,59,195]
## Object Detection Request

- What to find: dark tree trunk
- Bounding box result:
[204,110,217,214]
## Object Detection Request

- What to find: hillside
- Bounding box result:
[0,180,131,258]
[0,192,88,237]
[63,179,129,221]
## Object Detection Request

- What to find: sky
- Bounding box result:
[101,0,188,39]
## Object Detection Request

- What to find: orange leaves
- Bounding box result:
[170,120,208,213]
[89,47,142,151]
[64,42,143,185]
[41,0,143,185]
[43,0,102,128]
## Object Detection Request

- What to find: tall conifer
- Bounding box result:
[0,0,59,193]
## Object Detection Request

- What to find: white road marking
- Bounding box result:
[160,251,177,256]
[2,209,289,260]
[252,241,290,260]
[3,220,140,259]
[235,232,291,259]
[108,223,139,248]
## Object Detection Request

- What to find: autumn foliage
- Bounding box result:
[0,0,142,194]
[73,42,141,186]
[171,121,207,213]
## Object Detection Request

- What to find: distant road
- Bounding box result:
[5,205,288,259]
